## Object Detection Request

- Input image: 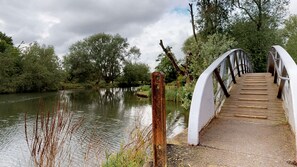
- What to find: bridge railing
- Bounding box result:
[267,45,297,141]
[188,49,252,145]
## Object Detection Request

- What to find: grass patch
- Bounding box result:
[102,121,152,167]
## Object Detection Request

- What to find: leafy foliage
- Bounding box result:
[0,32,13,53]
[155,53,178,83]
[230,0,289,71]
[196,0,233,36]
[0,46,22,93]
[19,43,62,92]
[120,62,150,86]
[64,33,140,84]
[0,36,63,93]
[183,33,237,79]
[283,15,297,62]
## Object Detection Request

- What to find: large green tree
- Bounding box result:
[0,46,22,93]
[196,0,233,36]
[283,15,297,62]
[230,0,289,71]
[19,43,62,92]
[121,62,150,86]
[64,41,94,83]
[0,32,13,53]
[64,33,140,84]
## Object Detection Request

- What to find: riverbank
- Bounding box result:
[136,84,184,102]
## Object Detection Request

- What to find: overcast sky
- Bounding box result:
[0,0,296,70]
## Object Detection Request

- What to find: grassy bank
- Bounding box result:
[137,83,184,102]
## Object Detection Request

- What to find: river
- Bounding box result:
[0,88,188,166]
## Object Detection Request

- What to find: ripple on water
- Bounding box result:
[0,125,30,166]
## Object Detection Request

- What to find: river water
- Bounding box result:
[0,88,188,166]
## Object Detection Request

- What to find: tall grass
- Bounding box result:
[102,120,152,167]
[24,99,83,167]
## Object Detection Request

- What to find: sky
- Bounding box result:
[0,0,296,70]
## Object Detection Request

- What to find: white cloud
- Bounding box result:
[289,0,297,15]
[38,14,60,39]
[0,0,192,66]
[129,12,192,70]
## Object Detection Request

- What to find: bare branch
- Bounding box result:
[234,0,257,24]
[189,3,198,43]
[159,40,185,76]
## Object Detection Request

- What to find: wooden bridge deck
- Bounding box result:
[168,73,296,167]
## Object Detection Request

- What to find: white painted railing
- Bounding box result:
[268,46,297,153]
[188,49,252,145]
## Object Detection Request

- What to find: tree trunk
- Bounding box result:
[159,40,185,76]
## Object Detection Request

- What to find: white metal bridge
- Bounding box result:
[187,45,297,165]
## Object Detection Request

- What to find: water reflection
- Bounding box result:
[0,88,188,166]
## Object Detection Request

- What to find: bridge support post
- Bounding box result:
[235,51,241,77]
[240,51,245,74]
[267,52,275,75]
[214,69,230,97]
[277,67,287,99]
[227,56,236,84]
[151,72,167,167]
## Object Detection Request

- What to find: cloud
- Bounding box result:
[129,11,192,70]
[8,0,297,71]
[0,0,193,68]
[289,0,297,15]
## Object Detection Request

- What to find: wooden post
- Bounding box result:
[240,51,244,74]
[268,53,275,75]
[227,56,236,84]
[214,68,230,97]
[274,69,278,84]
[151,72,167,167]
[277,67,287,99]
[235,51,241,77]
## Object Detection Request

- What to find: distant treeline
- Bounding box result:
[0,32,150,93]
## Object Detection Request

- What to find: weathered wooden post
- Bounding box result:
[151,72,167,167]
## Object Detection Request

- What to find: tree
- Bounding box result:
[183,33,237,79]
[64,33,140,84]
[283,15,297,62]
[121,62,150,86]
[196,0,233,36]
[155,54,178,83]
[230,0,289,71]
[19,43,62,92]
[0,46,22,93]
[64,41,94,83]
[232,0,289,31]
[0,31,13,53]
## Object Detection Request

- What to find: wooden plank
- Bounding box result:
[238,105,268,109]
[244,81,267,83]
[243,84,267,86]
[234,114,268,119]
[241,88,268,90]
[217,73,286,124]
[238,98,269,101]
[240,92,268,95]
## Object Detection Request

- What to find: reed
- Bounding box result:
[24,99,83,167]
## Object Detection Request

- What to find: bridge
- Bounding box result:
[184,45,297,166]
